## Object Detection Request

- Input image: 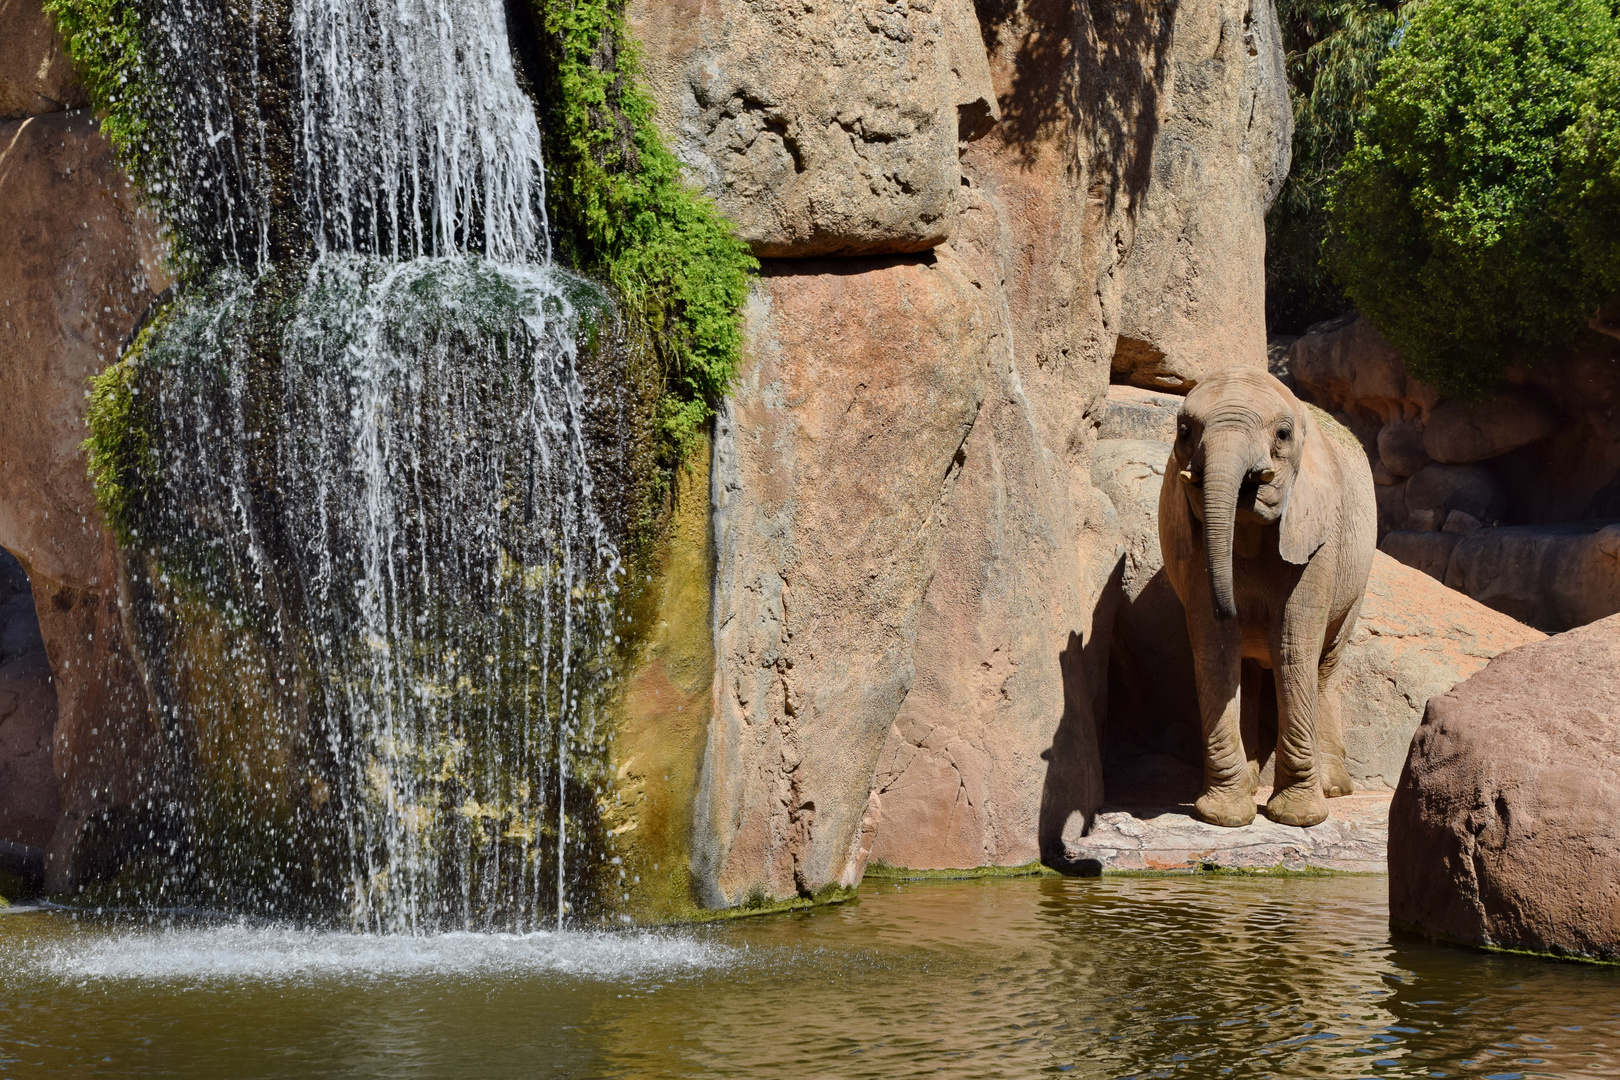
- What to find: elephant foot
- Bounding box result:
[1322,759,1354,799]
[1194,784,1258,828]
[1264,782,1327,828]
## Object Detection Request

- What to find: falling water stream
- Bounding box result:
[110,0,626,929]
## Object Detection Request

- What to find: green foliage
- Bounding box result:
[1326,0,1620,397]
[530,0,756,454]
[83,317,161,546]
[45,0,194,273]
[1267,0,1403,332]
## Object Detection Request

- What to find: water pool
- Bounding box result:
[2,874,1616,1078]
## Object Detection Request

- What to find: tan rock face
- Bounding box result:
[0,0,87,119]
[1111,0,1293,390]
[697,248,990,903]
[0,112,170,889]
[1340,553,1542,790]
[628,0,996,257]
[634,0,1298,898]
[1390,614,1620,960]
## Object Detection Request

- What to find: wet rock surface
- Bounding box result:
[1391,614,1620,960]
[0,548,56,852]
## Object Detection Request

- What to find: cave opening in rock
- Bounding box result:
[0,544,59,894]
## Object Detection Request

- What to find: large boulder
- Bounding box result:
[1445,522,1620,632]
[1390,614,1620,961]
[627,0,996,257]
[0,112,169,890]
[1,0,87,119]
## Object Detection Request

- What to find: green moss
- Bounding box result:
[83,311,164,546]
[528,0,756,457]
[863,861,1061,882]
[1392,919,1620,966]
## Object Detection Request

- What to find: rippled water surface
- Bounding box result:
[3,874,1618,1078]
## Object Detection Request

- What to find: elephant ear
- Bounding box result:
[1279,409,1338,565]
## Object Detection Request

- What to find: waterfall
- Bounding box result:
[107,0,630,931]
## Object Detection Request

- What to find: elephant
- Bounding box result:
[1157,368,1376,828]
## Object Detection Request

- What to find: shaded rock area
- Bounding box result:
[1285,313,1620,631]
[0,546,56,853]
[1065,792,1390,874]
[1390,614,1620,961]
[1444,522,1620,633]
[0,109,169,891]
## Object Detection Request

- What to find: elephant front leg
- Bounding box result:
[1187,618,1254,827]
[1316,670,1353,799]
[1266,649,1329,827]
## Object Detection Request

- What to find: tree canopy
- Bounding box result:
[1324,0,1620,397]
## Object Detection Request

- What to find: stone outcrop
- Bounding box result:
[697,249,991,902]
[1287,313,1620,630]
[1067,792,1390,874]
[1390,614,1620,961]
[1111,0,1292,391]
[0,0,86,119]
[1445,522,1620,632]
[0,110,169,890]
[628,0,997,257]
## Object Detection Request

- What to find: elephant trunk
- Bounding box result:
[1201,441,1248,620]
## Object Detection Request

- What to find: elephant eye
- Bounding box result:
[1277,425,1293,442]
[1177,422,1191,441]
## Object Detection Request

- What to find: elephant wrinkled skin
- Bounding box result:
[1158,370,1377,828]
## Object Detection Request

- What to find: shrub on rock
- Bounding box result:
[1327,0,1620,397]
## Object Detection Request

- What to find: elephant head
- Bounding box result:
[1172,369,1335,618]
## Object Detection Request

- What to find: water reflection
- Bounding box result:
[2,876,1618,1079]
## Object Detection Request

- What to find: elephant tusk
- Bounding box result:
[1179,469,1202,487]
[1257,469,1276,484]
